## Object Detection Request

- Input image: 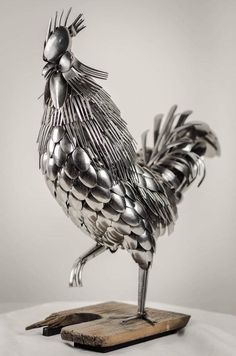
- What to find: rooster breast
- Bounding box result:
[41,126,177,269]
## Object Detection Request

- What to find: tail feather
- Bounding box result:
[138,105,220,198]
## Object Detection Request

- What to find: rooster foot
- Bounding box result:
[69,244,107,288]
[69,257,84,287]
[121,311,157,325]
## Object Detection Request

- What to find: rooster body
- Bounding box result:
[38,10,220,322]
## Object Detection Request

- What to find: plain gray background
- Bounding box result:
[0,0,235,315]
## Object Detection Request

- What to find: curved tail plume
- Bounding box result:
[138,105,220,200]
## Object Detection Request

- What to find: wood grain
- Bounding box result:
[60,301,190,350]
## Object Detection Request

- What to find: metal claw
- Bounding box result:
[121,312,157,325]
[69,258,81,287]
[69,245,107,288]
[69,257,84,287]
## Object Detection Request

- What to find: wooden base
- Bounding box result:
[26,301,190,352]
[74,329,178,352]
[62,302,190,351]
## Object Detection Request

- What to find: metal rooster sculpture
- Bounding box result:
[38,9,220,323]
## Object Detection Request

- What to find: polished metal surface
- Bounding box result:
[69,244,107,287]
[49,72,68,109]
[44,26,71,63]
[38,9,220,321]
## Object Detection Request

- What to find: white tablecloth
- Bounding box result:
[0,301,235,356]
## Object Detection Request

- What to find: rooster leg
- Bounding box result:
[122,266,156,325]
[69,244,107,287]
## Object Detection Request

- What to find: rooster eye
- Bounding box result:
[44,26,71,63]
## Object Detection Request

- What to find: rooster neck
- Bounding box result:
[38,85,137,182]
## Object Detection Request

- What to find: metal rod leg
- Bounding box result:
[69,244,107,287]
[138,267,149,315]
[121,266,156,324]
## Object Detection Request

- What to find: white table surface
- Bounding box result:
[0,301,235,356]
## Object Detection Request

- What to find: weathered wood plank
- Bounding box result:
[26,301,190,351]
[60,301,190,351]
